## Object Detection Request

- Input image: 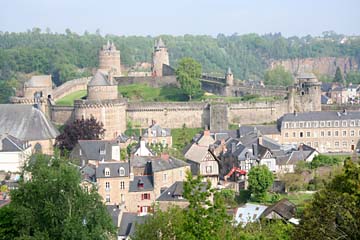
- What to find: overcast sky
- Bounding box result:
[1,0,359,37]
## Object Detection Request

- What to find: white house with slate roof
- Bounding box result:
[142,121,172,147]
[0,104,59,155]
[0,134,32,172]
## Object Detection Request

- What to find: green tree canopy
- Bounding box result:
[175,57,202,100]
[55,116,105,154]
[247,165,274,200]
[295,158,360,239]
[346,71,360,84]
[264,65,294,86]
[333,66,344,83]
[0,153,115,240]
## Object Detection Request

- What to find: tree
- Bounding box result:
[0,153,116,239]
[333,66,344,83]
[55,116,105,154]
[247,165,274,200]
[346,71,360,84]
[175,57,202,100]
[264,65,293,86]
[133,172,231,240]
[294,158,360,239]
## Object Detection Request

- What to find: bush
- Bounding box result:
[236,189,251,203]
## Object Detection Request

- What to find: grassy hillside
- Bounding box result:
[55,90,87,106]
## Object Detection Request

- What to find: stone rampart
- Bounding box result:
[51,106,75,125]
[52,77,91,101]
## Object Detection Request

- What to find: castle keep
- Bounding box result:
[151,38,170,77]
[99,41,122,76]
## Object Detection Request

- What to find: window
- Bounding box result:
[285,132,289,138]
[179,170,183,178]
[320,121,325,127]
[285,123,289,128]
[306,142,311,146]
[327,131,331,137]
[162,139,166,146]
[161,130,166,137]
[120,194,125,203]
[334,121,339,127]
[335,131,339,137]
[314,142,319,147]
[141,193,151,200]
[351,130,355,136]
[206,166,212,173]
[343,141,347,147]
[321,131,325,137]
[350,120,355,126]
[105,182,110,190]
[163,173,167,182]
[119,167,125,176]
[306,122,310,128]
[104,168,110,177]
[292,132,296,137]
[300,132,303,138]
[100,148,106,155]
[152,130,156,136]
[327,121,331,127]
[106,194,110,203]
[342,121,347,127]
[313,121,319,128]
[343,130,347,136]
[299,122,304,128]
[335,142,339,147]
[306,132,311,137]
[120,181,125,190]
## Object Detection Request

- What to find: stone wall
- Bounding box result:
[87,85,118,100]
[51,106,75,125]
[126,102,210,128]
[210,104,229,131]
[52,77,91,101]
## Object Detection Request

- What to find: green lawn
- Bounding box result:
[55,90,87,106]
[118,84,188,102]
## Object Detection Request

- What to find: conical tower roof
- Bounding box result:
[88,71,111,86]
[227,67,232,75]
[156,38,166,48]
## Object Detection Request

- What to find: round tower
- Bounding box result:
[225,67,234,86]
[87,71,118,101]
[99,41,121,76]
[294,73,322,112]
[152,38,169,77]
[74,70,126,140]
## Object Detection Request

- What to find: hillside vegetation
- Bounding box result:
[1,30,360,84]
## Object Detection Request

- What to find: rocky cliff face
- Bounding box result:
[270,57,359,76]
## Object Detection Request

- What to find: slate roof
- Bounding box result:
[117,133,130,143]
[260,198,296,220]
[80,165,96,182]
[142,124,171,137]
[321,95,330,104]
[156,181,187,202]
[88,71,111,86]
[131,156,189,172]
[321,82,333,92]
[234,203,268,227]
[78,140,119,161]
[129,175,154,192]
[331,86,345,92]
[106,205,121,227]
[0,134,29,152]
[275,146,316,166]
[155,38,166,48]
[118,213,147,237]
[227,67,232,75]
[24,75,52,88]
[261,136,282,150]
[96,162,130,178]
[0,104,59,141]
[281,111,360,122]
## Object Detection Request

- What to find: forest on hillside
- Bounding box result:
[0,29,360,101]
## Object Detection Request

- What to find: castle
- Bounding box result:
[11,38,322,141]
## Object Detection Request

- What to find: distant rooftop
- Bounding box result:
[281,111,360,122]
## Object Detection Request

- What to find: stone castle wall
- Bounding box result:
[51,106,75,125]
[52,77,91,101]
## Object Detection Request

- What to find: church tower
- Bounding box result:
[152,38,169,77]
[99,41,122,76]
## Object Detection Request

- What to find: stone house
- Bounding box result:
[0,134,32,173]
[133,139,154,157]
[330,86,348,104]
[142,122,172,147]
[96,162,130,206]
[156,181,189,211]
[70,139,121,166]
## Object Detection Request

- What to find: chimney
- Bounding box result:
[160,153,169,161]
[252,143,259,159]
